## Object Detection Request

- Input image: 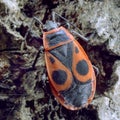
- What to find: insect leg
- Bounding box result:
[32,46,44,69]
[52,11,56,22]
[52,11,70,28]
[52,12,90,42]
[71,30,89,42]
[21,17,43,51]
[52,12,81,31]
[26,18,44,69]
[52,11,70,25]
[92,65,99,76]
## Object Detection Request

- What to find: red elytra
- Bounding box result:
[42,23,96,110]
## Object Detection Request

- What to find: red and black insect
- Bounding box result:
[28,12,97,110]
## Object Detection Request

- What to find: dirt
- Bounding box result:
[0,0,120,120]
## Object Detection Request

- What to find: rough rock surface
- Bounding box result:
[93,61,120,120]
[0,0,120,120]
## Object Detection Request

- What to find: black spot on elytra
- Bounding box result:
[75,46,79,53]
[49,56,55,64]
[76,60,89,75]
[52,69,67,85]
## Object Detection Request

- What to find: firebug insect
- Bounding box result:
[27,12,97,110]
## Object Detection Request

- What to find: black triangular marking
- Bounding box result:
[58,44,68,57]
[50,42,73,70]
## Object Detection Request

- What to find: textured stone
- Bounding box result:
[54,0,120,55]
[93,61,120,120]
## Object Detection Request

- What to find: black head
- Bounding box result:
[44,21,58,31]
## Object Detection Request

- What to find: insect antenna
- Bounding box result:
[52,11,89,42]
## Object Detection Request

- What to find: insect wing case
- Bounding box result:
[43,27,96,110]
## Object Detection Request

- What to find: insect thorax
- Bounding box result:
[44,21,58,31]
